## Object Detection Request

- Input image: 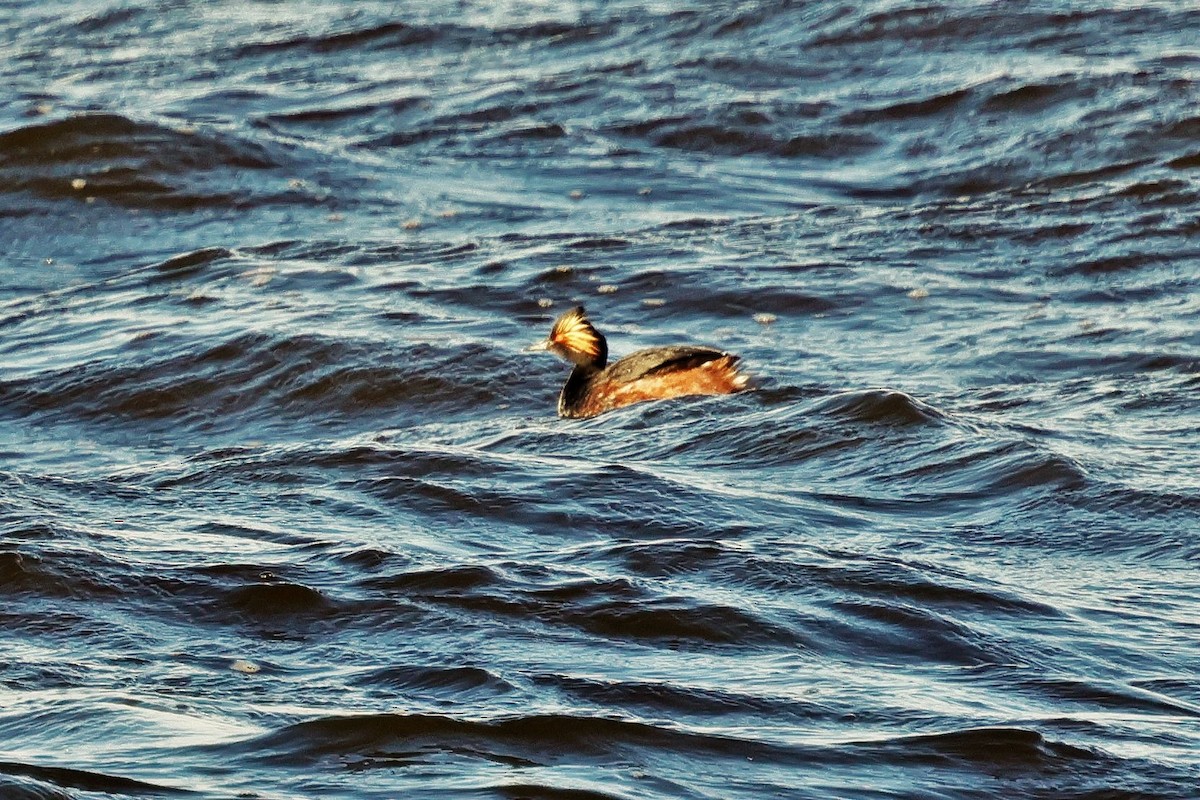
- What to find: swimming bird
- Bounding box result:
[528,306,748,418]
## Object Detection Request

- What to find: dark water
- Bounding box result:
[2,1,1199,798]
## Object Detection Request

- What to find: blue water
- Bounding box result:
[2,2,1199,798]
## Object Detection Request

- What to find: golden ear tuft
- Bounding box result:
[550,306,602,357]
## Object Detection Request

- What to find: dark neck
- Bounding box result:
[558,363,601,417]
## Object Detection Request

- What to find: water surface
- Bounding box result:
[2,2,1199,798]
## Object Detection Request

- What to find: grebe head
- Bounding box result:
[528,305,608,369]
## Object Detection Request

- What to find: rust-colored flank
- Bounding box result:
[530,306,749,418]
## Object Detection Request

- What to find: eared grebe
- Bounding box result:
[529,306,748,418]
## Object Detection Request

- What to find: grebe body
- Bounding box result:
[530,306,747,418]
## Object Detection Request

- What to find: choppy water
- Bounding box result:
[3,1,1200,798]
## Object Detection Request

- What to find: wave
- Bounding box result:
[230,17,614,61]
[489,783,631,800]
[221,581,333,617]
[810,5,1194,48]
[813,389,948,426]
[840,88,972,125]
[352,664,516,696]
[230,22,445,58]
[852,725,1097,767]
[0,328,512,429]
[0,114,283,211]
[536,672,819,720]
[214,711,807,767]
[608,115,878,159]
[367,564,796,649]
[209,712,1129,785]
[0,761,191,797]
[589,271,838,316]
